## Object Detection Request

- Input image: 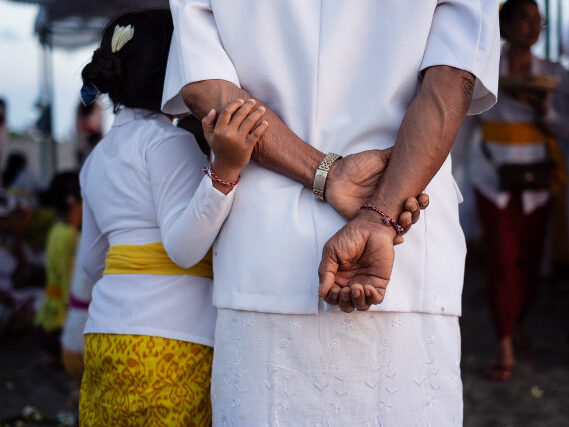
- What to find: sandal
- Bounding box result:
[485,363,513,382]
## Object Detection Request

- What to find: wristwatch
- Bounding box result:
[313,152,342,201]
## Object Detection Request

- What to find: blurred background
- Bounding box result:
[0,0,568,426]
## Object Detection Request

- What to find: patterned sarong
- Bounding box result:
[80,333,213,426]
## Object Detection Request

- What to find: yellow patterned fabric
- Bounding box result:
[80,333,212,426]
[103,242,213,278]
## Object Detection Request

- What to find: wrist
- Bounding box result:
[211,160,241,182]
[356,209,398,239]
[313,152,342,200]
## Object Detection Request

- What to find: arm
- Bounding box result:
[157,101,266,267]
[78,198,108,283]
[183,81,427,232]
[319,66,475,312]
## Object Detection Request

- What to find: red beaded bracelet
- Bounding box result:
[203,163,240,188]
[360,203,404,235]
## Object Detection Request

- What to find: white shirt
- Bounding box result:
[163,0,500,317]
[79,108,234,346]
[469,52,569,213]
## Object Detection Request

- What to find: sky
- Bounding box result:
[0,0,109,143]
[0,0,568,144]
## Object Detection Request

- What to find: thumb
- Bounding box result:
[378,147,393,165]
[201,109,216,140]
[318,245,339,298]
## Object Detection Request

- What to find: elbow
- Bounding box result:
[181,80,244,119]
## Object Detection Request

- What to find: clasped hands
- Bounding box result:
[318,150,428,313]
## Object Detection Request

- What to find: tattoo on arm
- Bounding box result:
[461,74,475,105]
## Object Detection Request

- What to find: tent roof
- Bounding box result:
[9,0,168,49]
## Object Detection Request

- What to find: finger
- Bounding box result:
[379,147,393,164]
[318,247,339,298]
[217,99,244,126]
[239,106,266,134]
[246,121,269,145]
[339,287,355,313]
[323,285,342,305]
[363,285,384,305]
[228,99,256,128]
[393,235,404,245]
[350,284,370,311]
[201,109,216,138]
[398,211,412,234]
[404,197,420,224]
[418,193,429,209]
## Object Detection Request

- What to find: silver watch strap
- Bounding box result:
[313,152,342,201]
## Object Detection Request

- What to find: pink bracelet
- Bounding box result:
[360,203,404,235]
[203,163,240,188]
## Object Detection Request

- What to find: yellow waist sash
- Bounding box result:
[103,242,213,278]
[482,122,548,145]
[482,121,567,194]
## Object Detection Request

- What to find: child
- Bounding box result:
[34,171,82,365]
[77,9,267,426]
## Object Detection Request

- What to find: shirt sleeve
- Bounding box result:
[78,196,108,283]
[420,0,501,115]
[147,131,235,268]
[162,0,241,114]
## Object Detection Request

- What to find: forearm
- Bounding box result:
[162,177,234,268]
[182,80,324,188]
[368,66,474,221]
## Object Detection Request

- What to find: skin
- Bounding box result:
[183,81,428,240]
[201,99,268,194]
[318,65,475,312]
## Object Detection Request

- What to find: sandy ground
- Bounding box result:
[1,252,568,426]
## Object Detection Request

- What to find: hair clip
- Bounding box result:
[80,83,99,106]
[111,25,134,53]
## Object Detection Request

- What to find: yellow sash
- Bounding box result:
[103,242,213,278]
[482,121,567,194]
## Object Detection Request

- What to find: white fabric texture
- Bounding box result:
[79,108,235,346]
[163,0,500,317]
[468,52,569,214]
[212,308,463,426]
[60,235,93,353]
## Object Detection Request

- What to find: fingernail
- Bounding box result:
[262,120,268,126]
[353,289,360,298]
[258,106,265,112]
[365,289,370,297]
[247,98,256,104]
[236,98,244,103]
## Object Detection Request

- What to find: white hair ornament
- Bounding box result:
[111,25,134,53]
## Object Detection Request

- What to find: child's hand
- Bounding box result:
[202,98,268,185]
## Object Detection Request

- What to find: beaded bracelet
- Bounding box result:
[203,163,240,188]
[360,203,404,235]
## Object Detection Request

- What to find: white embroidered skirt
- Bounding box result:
[212,308,462,426]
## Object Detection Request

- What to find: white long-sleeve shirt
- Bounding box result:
[163,0,500,317]
[79,108,234,346]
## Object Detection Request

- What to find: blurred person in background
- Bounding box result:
[1,151,43,198]
[75,101,103,165]
[468,0,569,381]
[0,98,7,166]
[34,171,81,367]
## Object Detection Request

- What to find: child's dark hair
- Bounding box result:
[48,171,81,218]
[81,9,173,113]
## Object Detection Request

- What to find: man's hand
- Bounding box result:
[325,150,391,219]
[318,211,396,312]
[326,150,429,243]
